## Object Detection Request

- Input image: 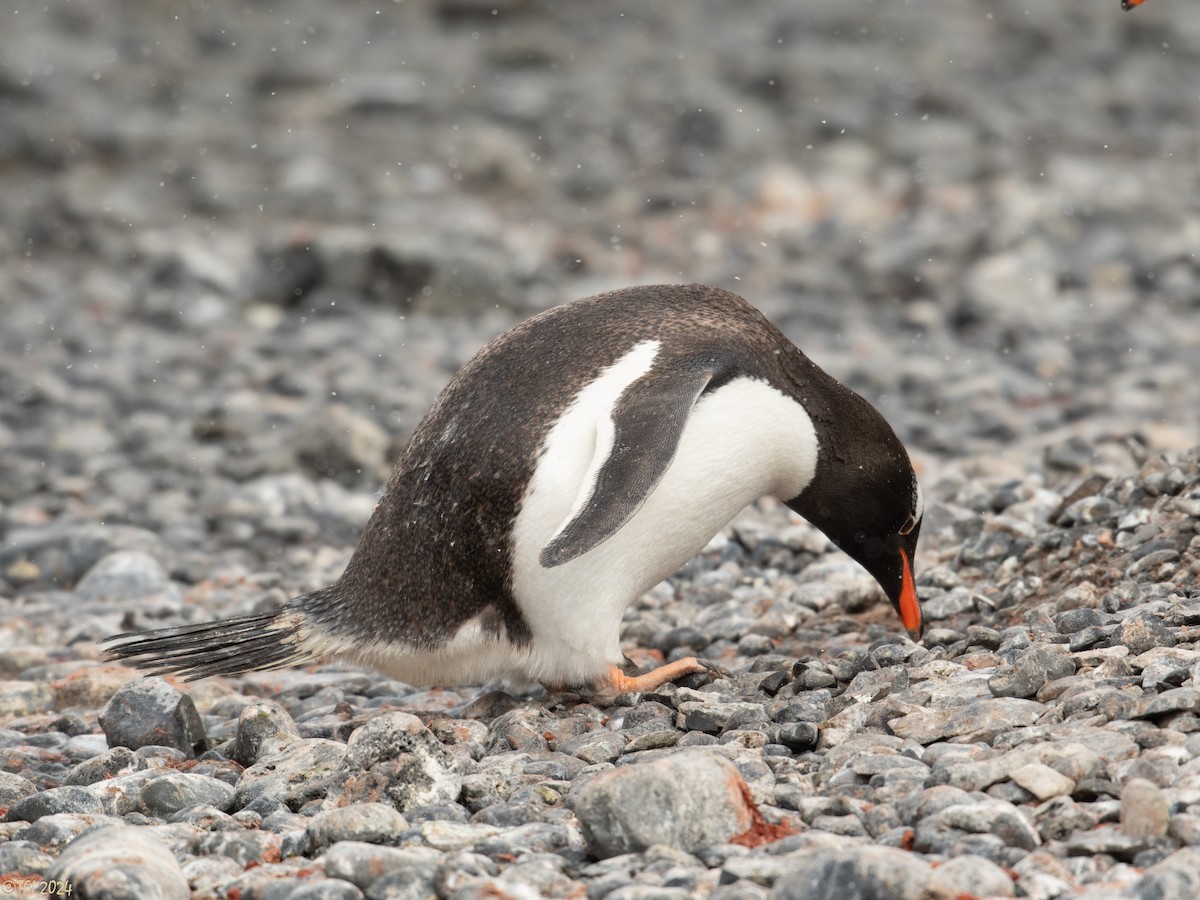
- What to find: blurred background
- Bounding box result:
[1,0,1198,579]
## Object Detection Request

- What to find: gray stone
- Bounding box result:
[1009,762,1075,801]
[927,799,1041,850]
[418,820,501,852]
[1065,827,1157,860]
[234,738,348,811]
[329,712,462,811]
[230,701,303,766]
[929,853,1015,897]
[472,821,579,858]
[75,550,180,604]
[0,841,54,876]
[4,786,105,822]
[889,697,1045,744]
[141,772,236,817]
[188,829,283,869]
[570,750,754,859]
[1033,796,1099,843]
[1121,777,1170,837]
[305,802,409,851]
[1127,848,1200,900]
[1131,687,1199,719]
[0,524,166,590]
[285,882,365,900]
[64,745,145,786]
[46,824,188,899]
[0,680,55,717]
[323,841,442,891]
[86,770,157,816]
[557,731,626,765]
[1118,616,1177,655]
[294,403,390,486]
[988,643,1076,699]
[770,845,940,900]
[99,677,206,757]
[0,772,37,806]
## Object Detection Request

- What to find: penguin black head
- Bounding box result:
[785,386,924,641]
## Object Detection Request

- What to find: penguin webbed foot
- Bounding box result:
[591,656,726,698]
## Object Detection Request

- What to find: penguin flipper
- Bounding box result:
[539,364,715,567]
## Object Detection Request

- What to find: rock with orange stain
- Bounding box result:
[569,750,757,859]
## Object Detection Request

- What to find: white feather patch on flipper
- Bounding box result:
[541,339,662,548]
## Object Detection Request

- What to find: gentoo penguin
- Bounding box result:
[104,284,924,695]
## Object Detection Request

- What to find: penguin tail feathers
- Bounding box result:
[101,610,313,681]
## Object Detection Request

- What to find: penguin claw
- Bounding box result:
[693,658,731,679]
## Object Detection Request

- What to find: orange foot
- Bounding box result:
[600,656,723,695]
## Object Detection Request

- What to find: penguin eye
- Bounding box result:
[898,514,917,536]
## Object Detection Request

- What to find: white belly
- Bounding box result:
[509,369,818,685]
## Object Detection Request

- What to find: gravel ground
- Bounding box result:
[2,1,1200,898]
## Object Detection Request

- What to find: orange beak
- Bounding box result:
[1121,0,1147,9]
[898,548,923,641]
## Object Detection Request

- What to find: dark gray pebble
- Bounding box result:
[99,678,206,757]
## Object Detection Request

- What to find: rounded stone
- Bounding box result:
[98,677,206,757]
[46,824,188,899]
[569,750,755,859]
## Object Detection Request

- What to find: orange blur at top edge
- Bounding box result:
[1121,0,1147,9]
[899,548,922,640]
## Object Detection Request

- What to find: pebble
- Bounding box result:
[141,772,236,817]
[988,643,1076,699]
[323,841,442,892]
[328,712,463,811]
[5,786,105,823]
[74,551,181,606]
[234,738,348,812]
[230,701,304,766]
[98,678,207,757]
[305,802,409,851]
[771,845,944,899]
[46,824,188,899]
[1010,763,1076,802]
[889,697,1045,744]
[1120,777,1170,837]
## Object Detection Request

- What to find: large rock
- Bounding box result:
[569,750,755,859]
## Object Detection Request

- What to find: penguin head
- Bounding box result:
[785,414,925,641]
